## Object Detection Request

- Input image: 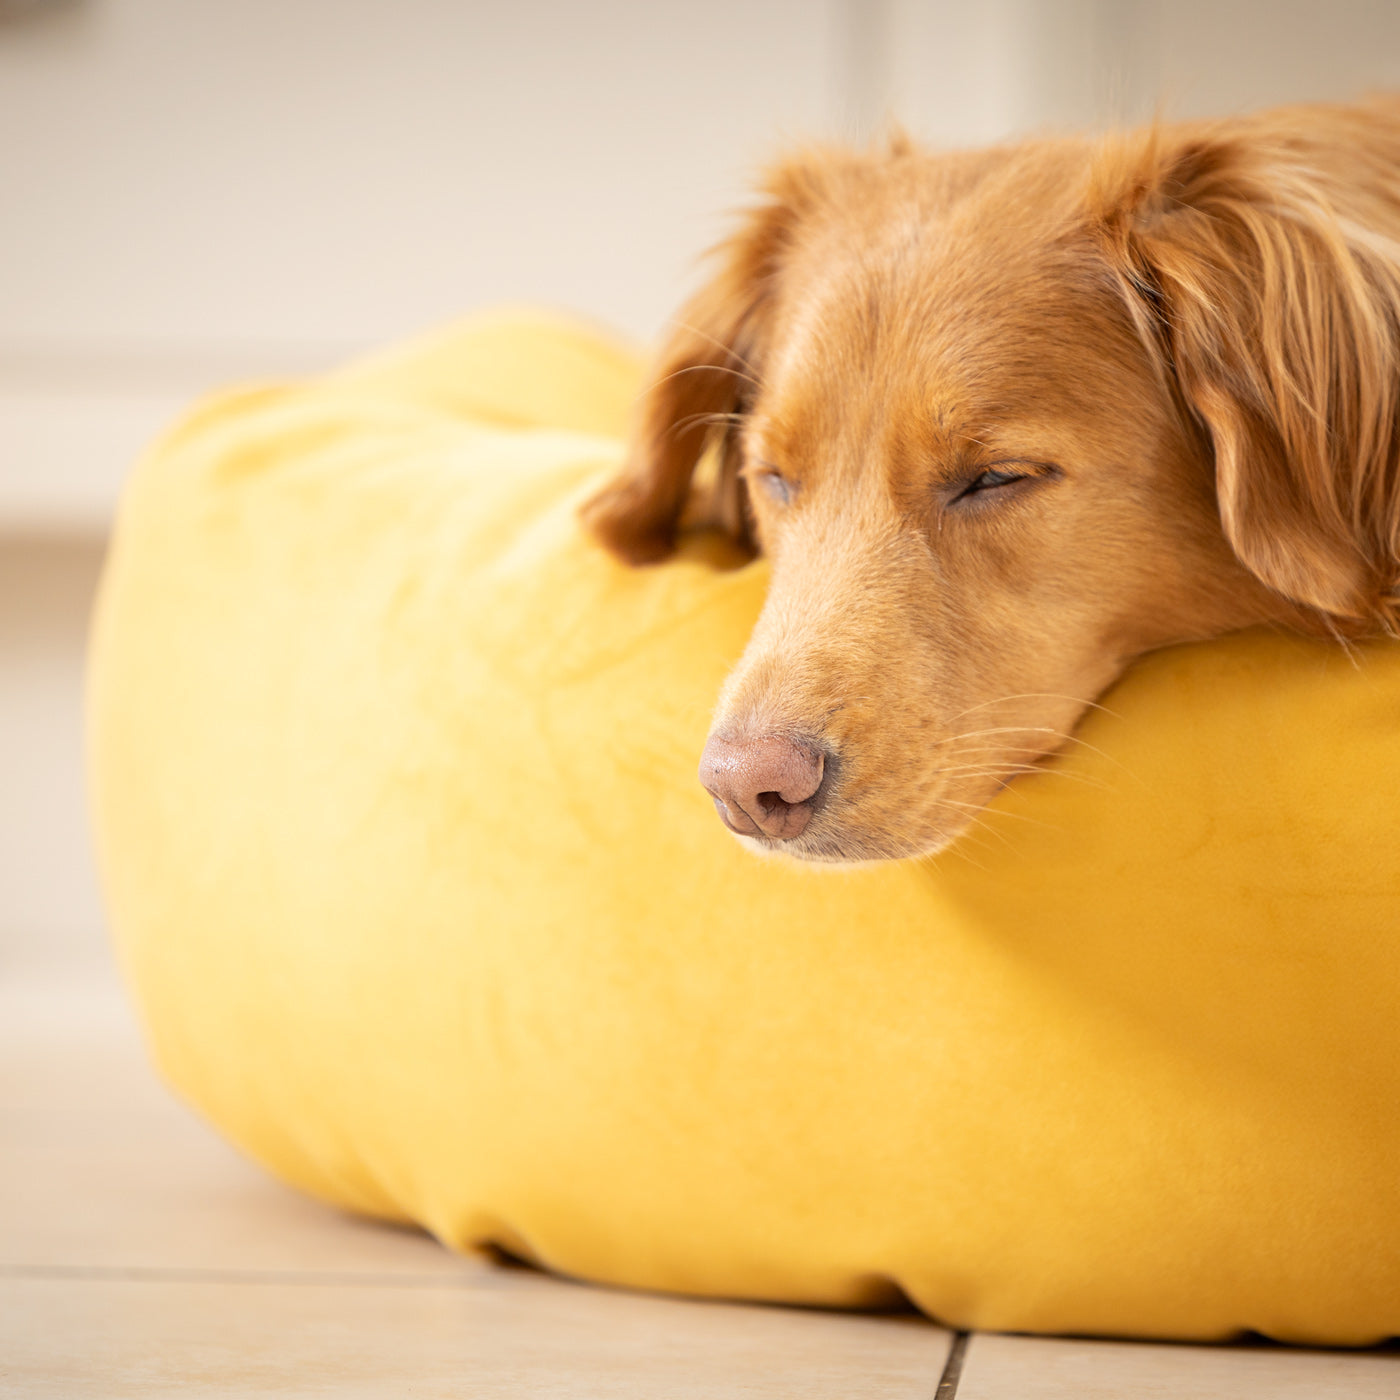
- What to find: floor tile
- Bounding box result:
[0,1273,949,1398]
[956,1332,1400,1399]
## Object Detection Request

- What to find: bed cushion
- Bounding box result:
[89,310,1400,1345]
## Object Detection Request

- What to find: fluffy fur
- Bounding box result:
[583,98,1400,862]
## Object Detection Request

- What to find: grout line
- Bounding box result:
[0,1263,495,1291]
[935,1330,970,1398]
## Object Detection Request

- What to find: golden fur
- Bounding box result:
[583,98,1400,862]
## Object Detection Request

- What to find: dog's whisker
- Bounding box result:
[930,804,1013,853]
[935,765,1044,781]
[941,835,993,873]
[936,751,1114,780]
[945,692,1123,723]
[936,760,1053,779]
[645,362,760,398]
[938,725,1128,773]
[664,410,747,444]
[934,797,1050,829]
[934,724,1068,748]
[667,319,761,377]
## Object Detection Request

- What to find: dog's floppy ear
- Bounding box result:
[581,160,824,565]
[1092,118,1400,627]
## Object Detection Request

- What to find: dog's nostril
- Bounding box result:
[698,734,829,841]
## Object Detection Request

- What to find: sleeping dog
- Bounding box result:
[583,98,1400,862]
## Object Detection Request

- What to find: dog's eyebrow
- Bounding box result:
[925,400,996,449]
[920,423,1001,477]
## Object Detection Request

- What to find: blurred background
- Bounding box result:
[3,0,1399,975]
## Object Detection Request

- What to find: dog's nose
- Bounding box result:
[698,733,826,840]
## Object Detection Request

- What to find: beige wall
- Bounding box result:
[2,0,1398,955]
[887,0,1400,142]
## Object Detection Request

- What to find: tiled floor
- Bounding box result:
[2,964,1396,1397]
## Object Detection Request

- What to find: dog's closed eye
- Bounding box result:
[947,462,1060,508]
[746,463,796,506]
[962,466,1032,494]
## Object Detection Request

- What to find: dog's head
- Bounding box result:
[583,106,1400,862]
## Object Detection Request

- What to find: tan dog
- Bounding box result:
[583,98,1400,862]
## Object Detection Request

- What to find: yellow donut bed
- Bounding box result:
[89,311,1400,1346]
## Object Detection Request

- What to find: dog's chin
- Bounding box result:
[725,819,965,867]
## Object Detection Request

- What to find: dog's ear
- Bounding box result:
[1092,119,1400,626]
[581,160,825,565]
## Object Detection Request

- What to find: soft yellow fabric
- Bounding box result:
[90,310,1400,1346]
